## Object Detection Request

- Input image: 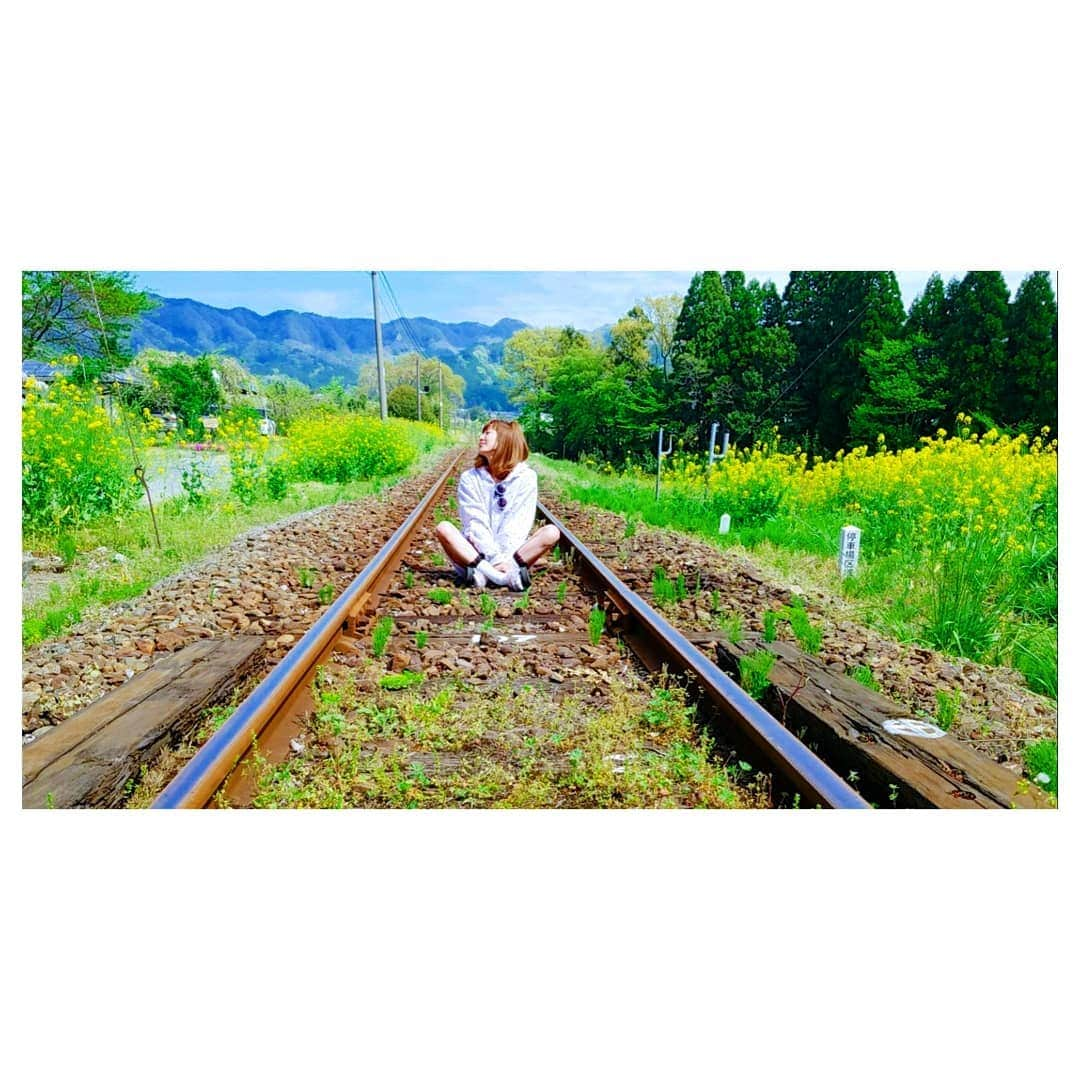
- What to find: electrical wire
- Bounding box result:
[379,272,431,361]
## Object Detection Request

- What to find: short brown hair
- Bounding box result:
[476,419,529,480]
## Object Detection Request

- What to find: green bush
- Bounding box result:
[286,415,418,483]
[22,377,145,533]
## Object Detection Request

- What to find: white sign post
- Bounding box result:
[839,525,861,578]
[719,513,731,534]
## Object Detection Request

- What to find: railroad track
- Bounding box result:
[152,451,869,809]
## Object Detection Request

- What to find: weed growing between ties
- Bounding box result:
[245,661,770,809]
[739,650,776,700]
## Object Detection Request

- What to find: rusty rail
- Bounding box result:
[537,502,870,809]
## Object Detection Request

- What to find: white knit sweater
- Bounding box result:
[457,461,538,566]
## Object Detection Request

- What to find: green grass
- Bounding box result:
[532,454,1057,699]
[933,688,963,731]
[738,649,776,700]
[1023,738,1057,795]
[371,616,394,658]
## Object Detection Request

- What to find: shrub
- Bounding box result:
[22,376,146,533]
[286,415,418,484]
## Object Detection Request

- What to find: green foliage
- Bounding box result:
[781,270,905,451]
[589,605,606,645]
[850,335,947,448]
[317,584,334,605]
[762,609,780,643]
[286,415,419,485]
[933,688,962,731]
[145,354,222,436]
[651,565,686,607]
[739,649,776,700]
[22,271,158,367]
[414,630,429,649]
[387,382,437,423]
[782,597,822,654]
[297,567,316,588]
[22,378,145,532]
[479,593,497,618]
[57,533,77,568]
[427,588,452,605]
[848,665,879,691]
[403,568,415,588]
[556,580,568,605]
[924,514,1010,660]
[229,444,263,505]
[371,616,394,657]
[1022,739,1057,794]
[671,271,796,449]
[265,461,288,501]
[715,611,743,643]
[642,687,687,729]
[380,671,425,690]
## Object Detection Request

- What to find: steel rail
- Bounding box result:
[537,502,871,809]
[153,451,466,809]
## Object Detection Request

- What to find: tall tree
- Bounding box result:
[670,272,796,448]
[938,271,1010,423]
[1005,271,1057,432]
[640,293,683,373]
[608,305,653,373]
[781,271,904,452]
[850,334,948,447]
[22,271,158,377]
[670,271,732,442]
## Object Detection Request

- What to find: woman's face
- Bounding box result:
[478,425,498,454]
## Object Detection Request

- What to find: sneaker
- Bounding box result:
[506,562,531,592]
[471,567,488,590]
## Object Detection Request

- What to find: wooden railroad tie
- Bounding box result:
[703,634,1047,809]
[23,637,266,809]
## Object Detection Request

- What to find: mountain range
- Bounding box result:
[129,296,529,411]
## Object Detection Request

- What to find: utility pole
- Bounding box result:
[371,271,387,420]
[438,361,443,430]
[416,352,422,420]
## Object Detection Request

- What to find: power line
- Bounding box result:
[378,272,429,360]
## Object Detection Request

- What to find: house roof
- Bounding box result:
[22,360,70,381]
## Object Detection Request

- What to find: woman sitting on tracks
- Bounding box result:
[435,419,560,591]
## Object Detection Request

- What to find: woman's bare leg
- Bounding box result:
[435,520,479,567]
[514,524,560,566]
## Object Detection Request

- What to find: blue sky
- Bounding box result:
[131,270,1049,332]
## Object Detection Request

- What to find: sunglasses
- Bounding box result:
[493,482,507,510]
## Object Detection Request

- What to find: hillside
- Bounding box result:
[130,296,528,411]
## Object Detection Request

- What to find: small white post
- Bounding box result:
[707,422,719,466]
[655,427,673,500]
[719,513,731,534]
[839,525,861,578]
